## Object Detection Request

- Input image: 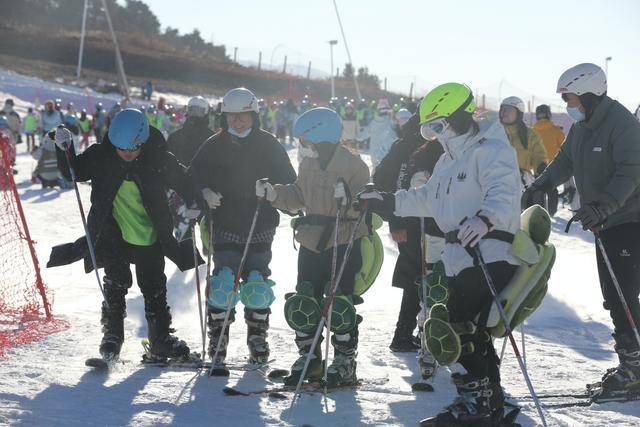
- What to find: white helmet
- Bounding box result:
[557,63,607,96]
[187,96,209,117]
[395,108,412,126]
[221,88,259,113]
[500,96,525,113]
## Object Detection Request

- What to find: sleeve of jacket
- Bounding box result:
[269,140,297,185]
[188,140,219,193]
[476,142,521,230]
[272,181,306,212]
[394,183,433,218]
[345,158,371,219]
[541,126,575,186]
[529,129,548,167]
[55,143,98,182]
[601,123,640,211]
[164,151,198,206]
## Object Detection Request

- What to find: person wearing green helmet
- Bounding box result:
[357,82,522,426]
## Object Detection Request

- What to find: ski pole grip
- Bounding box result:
[564,215,577,233]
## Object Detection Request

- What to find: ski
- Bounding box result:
[223,380,364,398]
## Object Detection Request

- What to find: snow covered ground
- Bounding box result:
[1,74,639,426]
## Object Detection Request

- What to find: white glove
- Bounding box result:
[410,171,430,189]
[54,126,73,151]
[256,179,277,202]
[184,203,201,220]
[457,216,490,248]
[201,188,223,209]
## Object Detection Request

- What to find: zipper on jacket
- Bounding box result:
[446,177,452,195]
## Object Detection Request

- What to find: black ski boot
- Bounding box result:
[145,293,189,360]
[420,373,509,427]
[245,309,270,365]
[390,321,420,353]
[99,278,127,360]
[207,308,233,365]
[283,331,324,386]
[598,333,640,394]
[326,328,359,387]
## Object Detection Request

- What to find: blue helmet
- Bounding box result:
[293,107,342,144]
[0,115,8,129]
[108,108,150,151]
[64,115,77,126]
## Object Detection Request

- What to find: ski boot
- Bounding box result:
[390,321,420,353]
[245,309,270,365]
[420,373,512,427]
[326,329,359,387]
[593,334,640,397]
[145,295,190,361]
[98,278,127,361]
[207,308,233,366]
[283,331,324,386]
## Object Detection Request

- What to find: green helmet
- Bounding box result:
[419,83,476,124]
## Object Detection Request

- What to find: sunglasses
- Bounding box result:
[420,118,449,140]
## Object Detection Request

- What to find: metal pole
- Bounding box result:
[328,40,337,99]
[101,0,129,99]
[306,61,312,80]
[332,0,361,100]
[76,0,88,79]
[233,47,238,63]
[282,55,287,74]
[258,51,262,70]
[191,224,206,360]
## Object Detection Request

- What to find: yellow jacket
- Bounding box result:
[533,119,565,161]
[504,123,547,174]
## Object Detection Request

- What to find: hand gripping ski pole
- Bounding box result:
[63,146,108,307]
[191,222,206,361]
[322,179,348,392]
[288,199,369,419]
[474,247,548,427]
[565,216,640,349]
[209,193,265,376]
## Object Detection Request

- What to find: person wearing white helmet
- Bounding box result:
[525,63,640,396]
[166,96,213,166]
[190,87,297,367]
[362,98,399,169]
[499,96,548,202]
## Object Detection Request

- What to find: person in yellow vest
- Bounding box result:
[23,107,40,152]
[77,109,92,151]
[533,104,566,215]
[499,96,548,209]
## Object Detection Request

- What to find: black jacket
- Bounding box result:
[189,128,296,239]
[48,126,202,272]
[166,117,215,167]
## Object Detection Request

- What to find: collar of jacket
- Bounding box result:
[533,119,554,130]
[582,95,613,131]
[443,119,507,160]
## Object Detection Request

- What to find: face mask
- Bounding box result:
[298,145,319,158]
[566,106,585,122]
[228,127,252,138]
[436,127,458,144]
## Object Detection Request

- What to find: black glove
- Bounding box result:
[522,175,552,209]
[354,188,395,219]
[574,201,611,230]
[535,162,547,177]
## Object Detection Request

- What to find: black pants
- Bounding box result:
[297,242,362,300]
[596,222,640,338]
[447,261,517,383]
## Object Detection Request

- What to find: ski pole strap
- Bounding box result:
[444,230,515,244]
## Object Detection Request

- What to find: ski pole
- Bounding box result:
[191,222,206,361]
[565,216,640,349]
[595,236,640,349]
[209,195,264,376]
[419,218,438,378]
[62,140,107,307]
[521,323,527,370]
[499,335,508,364]
[322,181,347,393]
[288,203,369,419]
[474,247,547,427]
[202,215,214,357]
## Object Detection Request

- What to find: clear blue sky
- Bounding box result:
[149,0,640,110]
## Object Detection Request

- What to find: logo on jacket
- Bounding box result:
[620,249,631,257]
[457,172,467,182]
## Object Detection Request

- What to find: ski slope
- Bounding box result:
[1,75,639,426]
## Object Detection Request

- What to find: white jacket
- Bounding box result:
[394,119,522,276]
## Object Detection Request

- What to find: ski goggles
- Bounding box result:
[420,118,449,140]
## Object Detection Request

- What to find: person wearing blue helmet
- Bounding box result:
[48,109,203,363]
[256,107,370,387]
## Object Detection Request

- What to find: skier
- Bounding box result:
[32,132,68,189]
[167,96,214,167]
[363,98,399,170]
[257,107,370,386]
[499,96,547,203]
[357,83,522,426]
[189,87,296,366]
[23,107,40,152]
[340,102,359,148]
[77,109,92,151]
[1,99,21,145]
[92,102,107,144]
[48,108,202,362]
[372,112,444,353]
[533,104,566,215]
[524,63,640,396]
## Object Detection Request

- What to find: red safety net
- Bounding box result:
[0,131,67,356]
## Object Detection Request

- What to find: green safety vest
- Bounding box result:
[112,180,157,246]
[78,117,91,133]
[24,114,38,132]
